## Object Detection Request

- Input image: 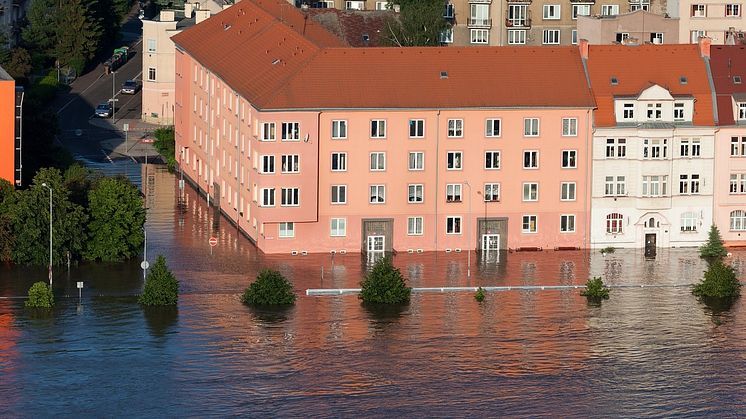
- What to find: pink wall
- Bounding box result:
[0,80,14,186]
[714,128,746,245]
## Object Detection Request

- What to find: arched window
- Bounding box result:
[731,210,746,231]
[606,213,624,234]
[648,217,656,228]
[681,212,698,232]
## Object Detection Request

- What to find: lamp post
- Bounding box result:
[41,183,53,287]
[111,71,116,120]
[464,181,472,278]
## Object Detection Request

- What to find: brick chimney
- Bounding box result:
[579,39,589,60]
[699,36,711,58]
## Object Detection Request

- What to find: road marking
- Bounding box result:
[56,73,106,115]
[101,149,114,164]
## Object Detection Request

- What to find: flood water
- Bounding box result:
[2,165,746,416]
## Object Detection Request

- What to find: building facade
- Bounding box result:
[674,0,746,44]
[0,64,14,186]
[577,9,679,44]
[585,42,717,251]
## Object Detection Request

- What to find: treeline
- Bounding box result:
[0,166,145,265]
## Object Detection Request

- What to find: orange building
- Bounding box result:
[0,65,15,186]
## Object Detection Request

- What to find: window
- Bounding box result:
[330,218,347,236]
[562,150,577,168]
[560,215,576,233]
[681,212,698,232]
[616,32,630,43]
[369,185,385,203]
[446,184,462,202]
[738,103,746,120]
[523,150,539,169]
[543,29,560,44]
[448,119,464,137]
[447,151,463,170]
[650,32,663,44]
[671,103,685,122]
[331,185,347,204]
[601,4,619,15]
[332,120,347,139]
[409,119,425,138]
[409,152,425,170]
[630,0,650,11]
[261,155,275,174]
[346,0,364,10]
[680,139,701,157]
[370,152,386,171]
[561,182,576,201]
[606,138,627,158]
[523,182,539,201]
[642,175,668,197]
[562,118,578,136]
[485,151,501,169]
[279,222,294,238]
[623,103,635,120]
[572,4,591,19]
[408,217,424,235]
[281,155,299,173]
[572,30,578,45]
[730,173,746,194]
[261,188,275,207]
[691,4,706,17]
[331,152,347,171]
[148,67,156,81]
[147,38,156,52]
[375,1,388,10]
[726,4,741,16]
[281,122,300,141]
[731,137,746,156]
[440,28,454,44]
[484,183,500,202]
[408,184,424,203]
[470,3,489,24]
[471,29,489,44]
[643,139,668,159]
[647,103,663,120]
[691,30,706,43]
[509,4,528,26]
[606,213,624,234]
[543,4,560,19]
[446,216,462,234]
[679,174,700,194]
[370,119,386,138]
[485,119,501,137]
[731,210,746,230]
[281,188,299,206]
[261,122,276,141]
[524,118,539,136]
[522,215,537,233]
[508,29,527,45]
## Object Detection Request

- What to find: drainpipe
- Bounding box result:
[434,109,441,252]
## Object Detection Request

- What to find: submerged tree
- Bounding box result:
[139,255,179,306]
[700,225,728,260]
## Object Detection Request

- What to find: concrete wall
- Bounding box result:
[678,0,746,44]
[714,127,746,245]
[577,11,680,44]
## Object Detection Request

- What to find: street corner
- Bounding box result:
[89,117,118,130]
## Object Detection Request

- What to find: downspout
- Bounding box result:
[207,71,212,207]
[434,109,441,252]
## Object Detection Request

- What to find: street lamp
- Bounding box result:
[111,71,117,120]
[41,183,53,287]
[464,181,472,278]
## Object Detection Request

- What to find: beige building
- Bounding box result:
[142,1,228,125]
[577,9,679,44]
[672,0,746,44]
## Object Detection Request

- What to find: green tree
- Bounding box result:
[84,176,145,262]
[693,260,741,300]
[153,126,176,171]
[581,276,610,301]
[241,269,296,306]
[0,179,16,262]
[0,48,33,81]
[25,281,54,308]
[381,0,449,47]
[22,0,58,59]
[139,255,179,306]
[700,225,728,260]
[11,168,87,265]
[55,0,103,73]
[359,257,411,304]
[64,164,97,208]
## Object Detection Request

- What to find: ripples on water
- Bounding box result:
[1,166,746,416]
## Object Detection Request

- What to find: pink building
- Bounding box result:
[172,0,595,255]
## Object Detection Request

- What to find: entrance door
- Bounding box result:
[367,235,385,253]
[481,234,500,260]
[645,233,657,258]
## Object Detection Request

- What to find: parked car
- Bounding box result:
[139,9,145,19]
[121,80,139,94]
[95,102,112,118]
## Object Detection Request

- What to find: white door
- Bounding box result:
[367,235,385,253]
[481,234,500,260]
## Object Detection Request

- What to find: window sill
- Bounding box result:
[680,230,698,234]
[446,200,462,203]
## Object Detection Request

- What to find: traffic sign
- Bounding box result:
[123,123,129,132]
[209,237,218,247]
[77,281,83,289]
[140,260,150,270]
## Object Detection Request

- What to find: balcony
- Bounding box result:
[468,17,492,28]
[505,17,532,28]
[506,0,531,3]
[469,0,492,3]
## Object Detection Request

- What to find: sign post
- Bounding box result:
[209,237,218,255]
[77,281,83,300]
[123,123,129,154]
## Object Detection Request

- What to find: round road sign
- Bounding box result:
[140,260,150,270]
[209,237,218,247]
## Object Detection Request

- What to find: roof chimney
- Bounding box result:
[699,36,712,58]
[195,9,211,24]
[160,10,176,22]
[579,39,589,60]
[184,2,195,18]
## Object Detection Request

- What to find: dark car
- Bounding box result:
[95,102,112,118]
[121,80,139,94]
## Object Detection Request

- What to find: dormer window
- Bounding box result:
[734,76,742,84]
[674,103,685,121]
[623,103,634,119]
[647,103,662,120]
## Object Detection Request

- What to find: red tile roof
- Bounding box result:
[172,0,595,111]
[586,44,715,127]
[710,45,746,126]
[305,8,394,47]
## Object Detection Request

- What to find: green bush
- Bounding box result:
[26,281,54,308]
[241,269,296,306]
[693,260,741,300]
[581,276,610,301]
[153,127,176,171]
[359,257,411,304]
[700,225,728,260]
[139,255,179,306]
[600,246,615,255]
[474,287,485,302]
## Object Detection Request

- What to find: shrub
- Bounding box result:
[600,246,615,255]
[693,260,741,300]
[581,276,610,301]
[474,287,485,302]
[241,269,296,306]
[139,255,179,306]
[153,127,176,171]
[359,257,411,304]
[700,225,728,260]
[26,281,54,308]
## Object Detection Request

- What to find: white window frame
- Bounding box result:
[543,29,560,45]
[543,4,561,19]
[561,182,576,201]
[738,103,746,120]
[484,183,500,202]
[572,29,578,45]
[643,138,668,159]
[409,119,425,138]
[448,119,464,138]
[281,154,300,173]
[369,152,386,171]
[409,151,425,171]
[508,29,527,45]
[408,184,424,203]
[470,29,489,44]
[332,120,348,139]
[731,210,746,230]
[523,150,539,169]
[731,136,746,156]
[261,155,275,174]
[522,215,538,233]
[446,183,462,203]
[447,151,463,170]
[681,212,698,232]
[522,182,539,201]
[331,185,347,204]
[730,173,746,194]
[279,222,295,238]
[691,4,706,17]
[281,122,300,141]
[485,119,502,137]
[408,217,424,236]
[331,152,347,172]
[623,103,634,120]
[330,218,347,237]
[261,188,275,207]
[562,118,578,136]
[606,213,624,234]
[572,4,591,19]
[560,214,576,233]
[148,67,156,81]
[147,38,156,52]
[485,151,501,170]
[281,188,299,207]
[604,175,626,196]
[642,175,668,197]
[369,185,386,204]
[562,150,577,169]
[260,122,276,141]
[524,118,540,137]
[601,4,619,15]
[606,138,627,158]
[370,119,387,138]
[446,216,462,234]
[726,4,741,17]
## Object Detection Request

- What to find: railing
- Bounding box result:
[469,0,492,3]
[506,0,532,3]
[468,17,493,28]
[505,17,532,27]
